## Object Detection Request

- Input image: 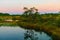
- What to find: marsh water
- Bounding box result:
[0,26,52,40]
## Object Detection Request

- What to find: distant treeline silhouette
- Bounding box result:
[0,13,10,16]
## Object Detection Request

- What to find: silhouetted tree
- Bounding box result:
[23,7,29,16]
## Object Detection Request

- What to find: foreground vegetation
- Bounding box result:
[17,13,60,40]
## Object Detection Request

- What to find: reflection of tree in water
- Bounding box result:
[24,30,38,40]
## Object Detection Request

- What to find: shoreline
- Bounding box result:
[18,22,60,40]
[0,21,60,40]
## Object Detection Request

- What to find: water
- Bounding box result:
[0,26,52,40]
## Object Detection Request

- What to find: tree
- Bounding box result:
[23,7,29,16]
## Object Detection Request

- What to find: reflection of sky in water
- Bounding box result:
[34,31,52,40]
[0,26,52,40]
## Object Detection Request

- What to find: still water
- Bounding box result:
[0,26,52,40]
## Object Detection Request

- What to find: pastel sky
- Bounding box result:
[0,0,60,14]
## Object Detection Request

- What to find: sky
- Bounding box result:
[0,0,60,14]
